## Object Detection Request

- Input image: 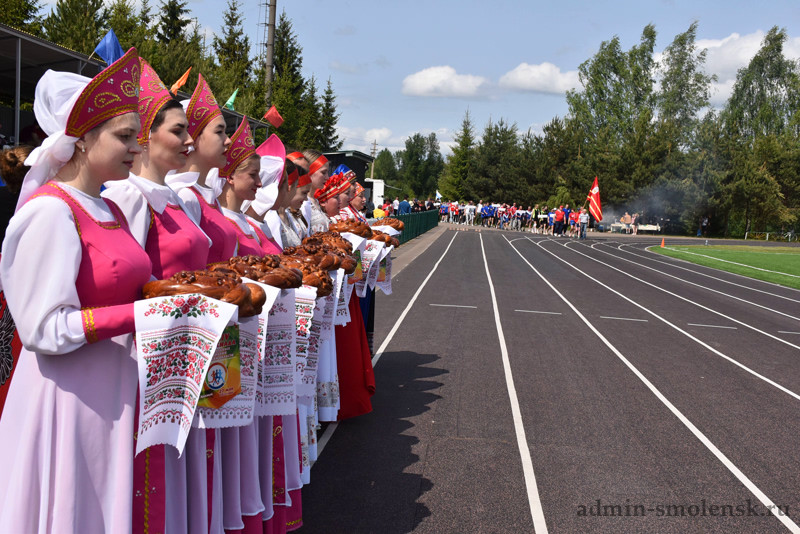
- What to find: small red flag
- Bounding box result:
[170,67,192,94]
[264,105,283,128]
[587,176,603,221]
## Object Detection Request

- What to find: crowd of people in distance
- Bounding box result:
[438,200,593,239]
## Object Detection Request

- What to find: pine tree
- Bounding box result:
[105,0,141,51]
[212,0,250,96]
[297,76,322,149]
[319,78,343,150]
[2,0,43,35]
[156,0,191,44]
[439,110,475,199]
[43,0,105,54]
[269,12,306,147]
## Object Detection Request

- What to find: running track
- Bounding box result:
[300,229,800,533]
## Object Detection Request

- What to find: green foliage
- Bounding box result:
[42,0,105,54]
[428,22,799,237]
[211,0,250,101]
[723,27,800,140]
[396,133,443,198]
[156,0,191,44]
[319,79,343,150]
[372,148,398,183]
[2,0,44,35]
[439,110,475,200]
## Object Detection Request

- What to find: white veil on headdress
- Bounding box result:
[17,71,89,211]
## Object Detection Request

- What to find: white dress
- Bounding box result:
[0,186,141,533]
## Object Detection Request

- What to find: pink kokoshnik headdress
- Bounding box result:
[19,47,141,211]
[137,57,172,145]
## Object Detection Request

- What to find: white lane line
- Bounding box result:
[506,236,800,534]
[590,244,800,321]
[599,316,649,322]
[687,323,738,330]
[480,233,548,534]
[524,237,800,402]
[316,231,460,463]
[429,303,477,309]
[559,241,800,351]
[616,244,800,303]
[779,331,800,335]
[663,248,800,279]
[515,310,563,315]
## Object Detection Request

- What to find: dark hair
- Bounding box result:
[150,99,184,133]
[284,159,300,176]
[0,145,33,194]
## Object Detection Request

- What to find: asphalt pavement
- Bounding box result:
[298,227,800,533]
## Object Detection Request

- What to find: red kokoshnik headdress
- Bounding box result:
[315,172,350,203]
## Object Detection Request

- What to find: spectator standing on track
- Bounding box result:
[465,201,476,225]
[554,205,565,236]
[568,209,578,237]
[392,196,400,213]
[579,208,589,239]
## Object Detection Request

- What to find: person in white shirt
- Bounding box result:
[579,207,590,239]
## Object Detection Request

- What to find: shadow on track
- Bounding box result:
[299,351,447,533]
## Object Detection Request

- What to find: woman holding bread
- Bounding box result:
[101,58,214,534]
[0,49,153,533]
[218,118,281,256]
[166,73,237,262]
[301,149,331,234]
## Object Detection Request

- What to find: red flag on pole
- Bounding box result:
[587,176,603,221]
[263,105,283,128]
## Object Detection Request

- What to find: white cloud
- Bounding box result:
[498,62,579,94]
[339,126,400,154]
[402,66,490,98]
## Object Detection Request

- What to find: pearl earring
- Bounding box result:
[81,145,85,153]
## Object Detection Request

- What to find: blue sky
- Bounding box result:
[46,1,800,155]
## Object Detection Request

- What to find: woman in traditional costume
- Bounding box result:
[218,118,281,257]
[166,73,237,262]
[164,73,236,534]
[101,58,213,534]
[300,150,331,235]
[317,173,376,420]
[0,48,153,533]
[242,134,286,250]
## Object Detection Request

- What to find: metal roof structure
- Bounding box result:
[0,23,270,145]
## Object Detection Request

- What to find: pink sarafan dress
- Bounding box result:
[103,175,213,534]
[186,184,238,263]
[0,182,152,533]
[222,207,282,257]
